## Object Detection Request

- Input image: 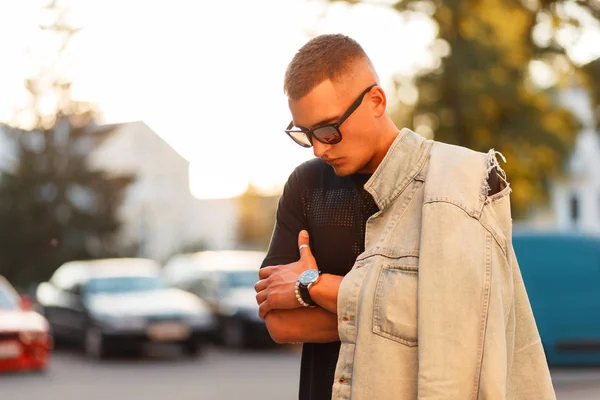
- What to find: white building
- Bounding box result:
[88,121,239,261]
[529,86,600,233]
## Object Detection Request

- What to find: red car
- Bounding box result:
[0,276,52,372]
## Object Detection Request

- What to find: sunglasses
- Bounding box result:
[285,83,378,148]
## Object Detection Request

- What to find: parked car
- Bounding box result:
[35,258,215,359]
[0,276,52,372]
[163,250,270,348]
[513,230,600,366]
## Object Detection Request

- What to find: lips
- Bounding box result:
[323,157,342,165]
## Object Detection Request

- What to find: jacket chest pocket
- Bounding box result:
[372,258,418,347]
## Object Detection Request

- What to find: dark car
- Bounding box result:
[513,230,600,366]
[36,258,215,359]
[163,251,270,348]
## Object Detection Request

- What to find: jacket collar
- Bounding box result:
[364,128,432,210]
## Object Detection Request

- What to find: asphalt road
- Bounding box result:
[0,344,599,400]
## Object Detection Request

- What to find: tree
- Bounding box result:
[329,0,600,217]
[0,0,135,288]
[235,184,278,251]
[583,58,600,130]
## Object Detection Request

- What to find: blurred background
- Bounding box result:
[0,0,599,399]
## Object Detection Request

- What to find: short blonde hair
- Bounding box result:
[284,34,372,100]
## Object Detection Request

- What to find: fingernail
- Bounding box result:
[301,230,308,238]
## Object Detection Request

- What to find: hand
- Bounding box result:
[254,230,317,320]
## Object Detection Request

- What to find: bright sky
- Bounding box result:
[0,0,598,199]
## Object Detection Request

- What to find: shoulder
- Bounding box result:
[285,158,332,190]
[424,142,489,214]
[293,158,331,179]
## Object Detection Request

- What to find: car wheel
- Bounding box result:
[84,326,109,359]
[222,319,246,348]
[182,341,202,357]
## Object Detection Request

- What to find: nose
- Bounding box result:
[312,140,330,159]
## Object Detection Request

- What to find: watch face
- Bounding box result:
[299,269,320,285]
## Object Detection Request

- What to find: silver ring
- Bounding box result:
[299,244,309,251]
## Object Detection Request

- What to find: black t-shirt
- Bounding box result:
[262,158,379,400]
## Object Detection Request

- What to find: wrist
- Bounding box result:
[297,269,321,307]
[304,273,342,314]
[295,280,313,307]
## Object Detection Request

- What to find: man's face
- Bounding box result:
[288,79,379,176]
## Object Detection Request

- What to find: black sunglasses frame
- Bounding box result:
[285,83,378,148]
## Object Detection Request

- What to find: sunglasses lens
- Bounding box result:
[313,126,341,144]
[287,130,312,147]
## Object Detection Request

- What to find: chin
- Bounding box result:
[331,164,357,177]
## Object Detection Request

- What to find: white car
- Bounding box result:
[164,250,270,348]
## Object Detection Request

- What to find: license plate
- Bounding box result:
[147,323,190,341]
[0,341,21,359]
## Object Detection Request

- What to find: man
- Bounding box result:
[255,34,555,400]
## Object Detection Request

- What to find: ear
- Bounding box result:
[370,86,387,118]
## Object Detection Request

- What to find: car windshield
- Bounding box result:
[0,285,18,309]
[222,270,259,290]
[85,276,166,295]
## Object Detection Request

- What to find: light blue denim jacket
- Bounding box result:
[332,129,555,399]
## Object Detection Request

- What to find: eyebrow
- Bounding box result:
[295,116,339,131]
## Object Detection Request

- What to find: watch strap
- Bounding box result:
[295,281,311,307]
[298,282,317,307]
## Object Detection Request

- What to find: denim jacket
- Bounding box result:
[332,129,555,399]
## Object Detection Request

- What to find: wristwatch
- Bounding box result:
[296,269,321,307]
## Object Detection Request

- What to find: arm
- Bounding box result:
[258,167,340,343]
[257,231,343,318]
[258,238,343,343]
[308,273,343,314]
[265,308,339,344]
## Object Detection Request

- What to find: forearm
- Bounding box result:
[265,307,339,344]
[309,273,343,314]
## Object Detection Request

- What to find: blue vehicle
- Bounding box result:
[513,231,600,366]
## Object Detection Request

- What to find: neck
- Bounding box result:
[359,117,400,174]
[378,117,401,154]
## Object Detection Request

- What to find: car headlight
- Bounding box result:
[94,314,147,331]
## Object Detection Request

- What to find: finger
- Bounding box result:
[258,266,274,280]
[253,279,266,293]
[297,230,313,259]
[258,300,271,320]
[255,290,267,306]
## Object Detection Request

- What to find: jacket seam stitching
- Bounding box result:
[356,250,419,261]
[336,265,371,397]
[372,266,418,346]
[472,231,492,399]
[515,339,542,354]
[369,139,432,210]
[379,180,423,245]
[423,199,509,257]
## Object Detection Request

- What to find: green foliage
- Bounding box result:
[583,58,600,130]
[0,1,135,288]
[0,118,135,287]
[329,0,600,217]
[235,185,278,251]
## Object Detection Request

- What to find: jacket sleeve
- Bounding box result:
[417,201,556,399]
[504,247,556,399]
[417,201,499,399]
